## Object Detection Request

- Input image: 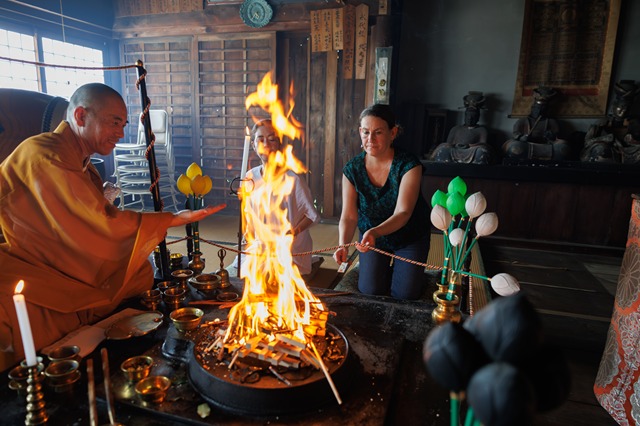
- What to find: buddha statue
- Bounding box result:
[502,86,571,162]
[430,91,496,164]
[580,80,640,164]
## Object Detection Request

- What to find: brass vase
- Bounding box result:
[432,270,462,324]
[432,291,462,325]
[188,251,205,276]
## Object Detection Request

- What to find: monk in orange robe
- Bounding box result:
[0,83,224,365]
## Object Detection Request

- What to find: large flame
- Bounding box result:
[224,73,326,349]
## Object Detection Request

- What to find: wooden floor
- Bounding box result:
[480,239,622,426]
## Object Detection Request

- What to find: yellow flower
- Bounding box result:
[176,163,213,197]
[177,174,193,196]
[186,163,202,179]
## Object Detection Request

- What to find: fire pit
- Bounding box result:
[188,323,351,415]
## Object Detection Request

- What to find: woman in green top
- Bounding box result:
[333,104,430,299]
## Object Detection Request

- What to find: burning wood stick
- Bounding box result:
[268,366,292,386]
[309,340,342,405]
[228,349,241,369]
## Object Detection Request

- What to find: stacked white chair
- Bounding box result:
[113,110,179,211]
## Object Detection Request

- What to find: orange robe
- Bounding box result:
[0,121,174,361]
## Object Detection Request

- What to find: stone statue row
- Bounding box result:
[429,81,640,165]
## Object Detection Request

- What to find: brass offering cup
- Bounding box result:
[163,287,186,306]
[47,345,81,364]
[171,268,194,290]
[120,355,153,383]
[169,253,184,270]
[141,289,162,309]
[170,307,204,333]
[44,359,81,392]
[156,280,176,293]
[135,375,171,404]
[8,364,42,395]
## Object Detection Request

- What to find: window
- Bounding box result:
[41,37,105,99]
[0,29,39,91]
[0,27,105,99]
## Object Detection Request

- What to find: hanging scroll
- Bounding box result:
[511,0,621,117]
[354,4,369,80]
[310,10,322,53]
[332,8,344,51]
[343,5,356,79]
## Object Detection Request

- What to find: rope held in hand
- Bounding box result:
[167,237,443,271]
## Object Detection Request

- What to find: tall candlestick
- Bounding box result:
[13,280,37,367]
[240,126,251,179]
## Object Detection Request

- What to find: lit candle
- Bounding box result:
[240,126,251,179]
[13,280,37,367]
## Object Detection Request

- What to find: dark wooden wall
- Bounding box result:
[113,0,384,216]
[422,163,640,248]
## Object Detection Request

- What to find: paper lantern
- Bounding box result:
[465,192,487,219]
[446,192,466,216]
[449,228,464,247]
[430,205,452,231]
[447,176,467,196]
[475,212,498,237]
[491,273,520,296]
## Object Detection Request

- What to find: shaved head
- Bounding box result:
[66,83,124,122]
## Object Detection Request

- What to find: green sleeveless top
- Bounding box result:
[343,150,430,251]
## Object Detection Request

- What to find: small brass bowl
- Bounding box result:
[8,364,32,395]
[170,253,184,269]
[163,287,186,305]
[171,268,194,290]
[189,273,221,292]
[156,280,176,293]
[135,375,171,404]
[44,359,80,387]
[120,355,153,383]
[141,289,162,310]
[170,307,204,332]
[47,345,81,363]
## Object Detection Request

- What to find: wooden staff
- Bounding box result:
[135,59,171,279]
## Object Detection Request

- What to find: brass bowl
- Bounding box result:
[47,345,81,363]
[171,268,194,289]
[120,355,153,383]
[170,307,203,332]
[163,287,186,305]
[135,375,171,404]
[188,273,221,292]
[8,364,38,395]
[169,253,184,269]
[156,280,176,293]
[44,359,80,387]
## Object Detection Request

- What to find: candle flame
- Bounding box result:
[14,280,24,294]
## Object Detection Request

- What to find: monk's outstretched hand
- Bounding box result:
[170,203,226,227]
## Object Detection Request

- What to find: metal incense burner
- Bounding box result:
[187,323,351,416]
